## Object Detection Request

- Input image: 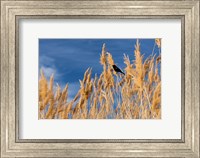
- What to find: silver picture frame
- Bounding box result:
[1,0,199,157]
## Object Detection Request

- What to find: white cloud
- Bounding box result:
[39,55,54,66]
[39,55,61,80]
[40,65,81,102]
[41,66,56,79]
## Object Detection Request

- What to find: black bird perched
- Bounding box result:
[112,65,125,75]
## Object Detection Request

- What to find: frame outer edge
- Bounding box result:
[1,0,200,157]
[1,1,9,157]
[192,1,200,157]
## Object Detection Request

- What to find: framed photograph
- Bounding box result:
[38,38,161,120]
[1,0,199,157]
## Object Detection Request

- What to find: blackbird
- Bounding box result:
[112,65,125,75]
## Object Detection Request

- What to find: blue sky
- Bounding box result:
[39,39,160,100]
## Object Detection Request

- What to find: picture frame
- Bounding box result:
[0,0,199,157]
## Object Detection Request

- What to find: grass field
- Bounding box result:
[39,39,161,119]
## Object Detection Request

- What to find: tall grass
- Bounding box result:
[39,39,161,119]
